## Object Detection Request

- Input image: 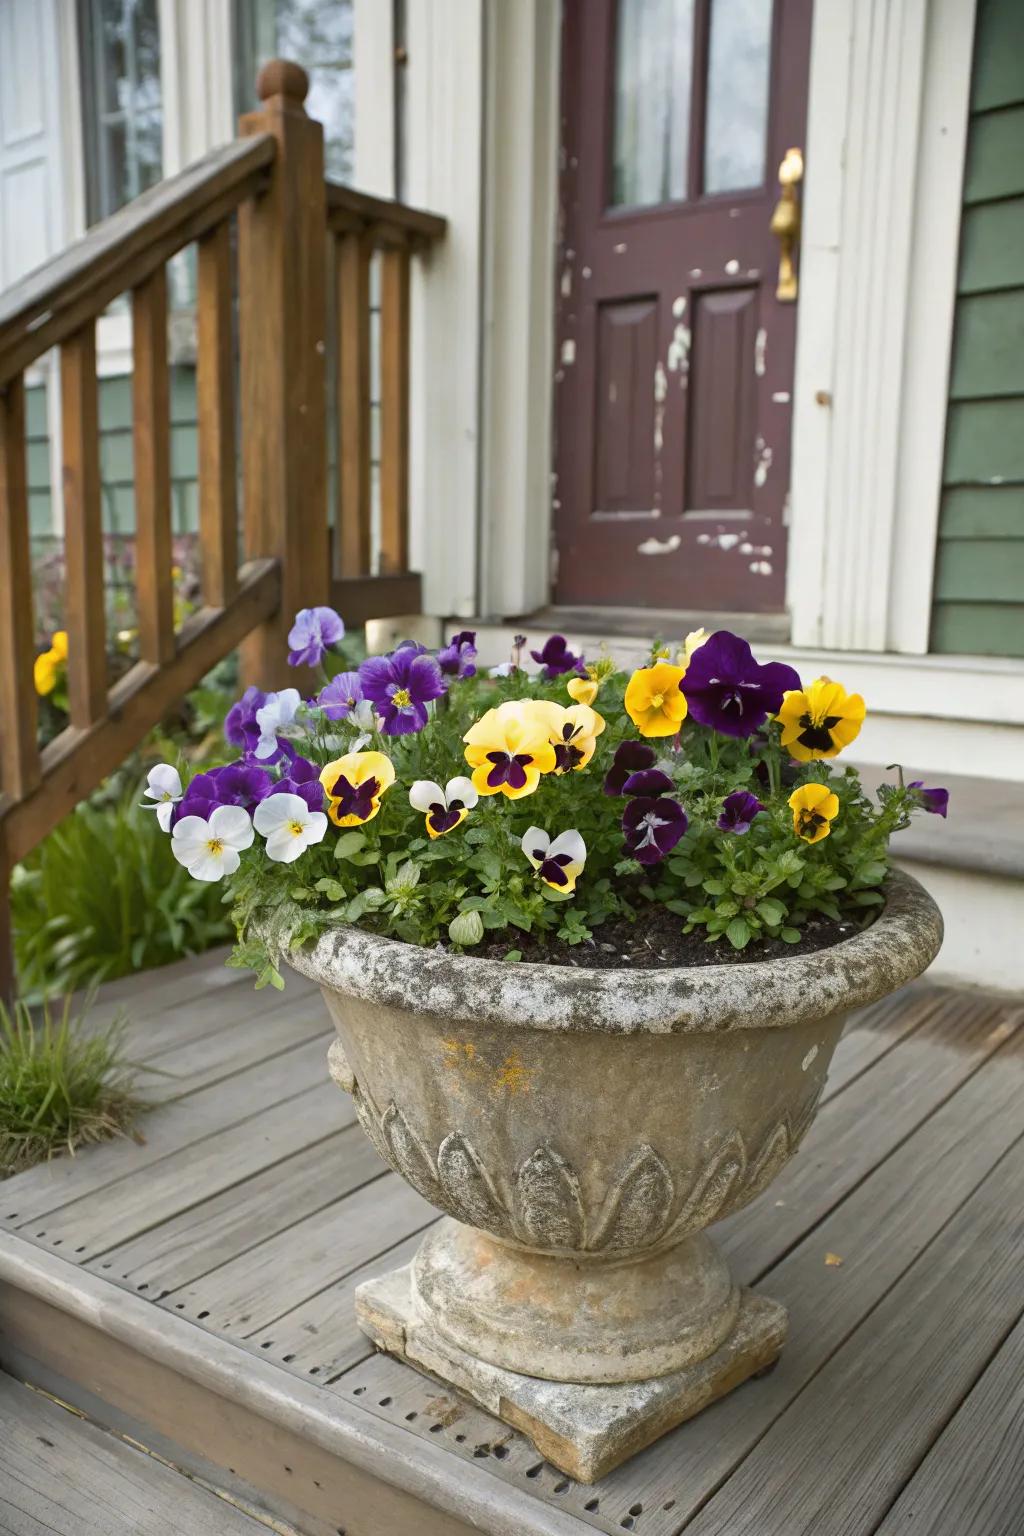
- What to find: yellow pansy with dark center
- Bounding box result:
[777,677,866,761]
[624,661,688,738]
[527,700,606,774]
[463,701,557,799]
[319,750,395,827]
[789,782,840,844]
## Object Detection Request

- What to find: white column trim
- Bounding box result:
[789,0,976,654]
[353,0,395,195]
[478,0,560,618]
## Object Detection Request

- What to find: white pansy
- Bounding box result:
[171,804,255,882]
[253,793,329,864]
[140,762,182,832]
[254,688,302,759]
[521,826,587,891]
[348,698,378,733]
[409,776,478,838]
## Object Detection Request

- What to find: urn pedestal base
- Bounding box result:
[355,1262,787,1484]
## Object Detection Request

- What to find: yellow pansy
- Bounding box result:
[50,631,68,663]
[777,677,866,761]
[677,627,709,666]
[567,676,598,706]
[319,750,395,827]
[528,700,606,773]
[463,701,557,799]
[789,783,840,844]
[624,661,688,738]
[33,650,59,696]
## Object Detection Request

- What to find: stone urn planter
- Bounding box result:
[285,869,942,1481]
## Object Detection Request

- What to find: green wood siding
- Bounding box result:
[932,0,1024,657]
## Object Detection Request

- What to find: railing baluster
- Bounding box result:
[337,231,372,576]
[197,221,238,609]
[379,242,411,576]
[133,266,174,664]
[0,374,39,799]
[61,325,107,728]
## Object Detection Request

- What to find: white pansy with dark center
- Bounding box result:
[171,805,255,881]
[409,776,479,838]
[141,762,182,831]
[521,826,587,892]
[253,792,329,863]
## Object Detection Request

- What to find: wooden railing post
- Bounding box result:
[237,60,328,687]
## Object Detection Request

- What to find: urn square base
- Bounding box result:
[355,1264,787,1484]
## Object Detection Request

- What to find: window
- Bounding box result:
[234,0,355,182]
[78,0,163,225]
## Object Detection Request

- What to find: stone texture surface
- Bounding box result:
[356,1263,788,1483]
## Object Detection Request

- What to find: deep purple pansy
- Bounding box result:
[287,606,345,668]
[717,789,764,834]
[318,671,364,721]
[270,755,325,814]
[681,631,802,739]
[603,740,656,796]
[437,630,478,679]
[172,761,272,826]
[622,767,674,798]
[358,649,447,736]
[622,796,689,865]
[530,634,585,679]
[908,781,949,818]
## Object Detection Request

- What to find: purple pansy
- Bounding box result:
[622,767,674,797]
[287,606,345,668]
[622,797,689,865]
[437,630,478,679]
[224,687,296,766]
[603,740,656,796]
[682,631,802,739]
[908,781,949,818]
[318,671,364,720]
[717,789,764,834]
[530,634,585,679]
[358,649,447,736]
[173,761,272,825]
[270,755,325,814]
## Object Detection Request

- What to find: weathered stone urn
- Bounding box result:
[285,870,942,1480]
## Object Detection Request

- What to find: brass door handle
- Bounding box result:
[769,147,804,302]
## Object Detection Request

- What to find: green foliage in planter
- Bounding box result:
[0,995,144,1177]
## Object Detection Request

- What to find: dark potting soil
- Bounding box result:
[472,906,864,970]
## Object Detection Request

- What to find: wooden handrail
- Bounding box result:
[325,181,447,246]
[0,135,275,385]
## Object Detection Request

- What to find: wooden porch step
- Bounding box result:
[1,958,1023,1535]
[0,1372,281,1534]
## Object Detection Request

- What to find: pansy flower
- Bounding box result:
[253,792,328,863]
[173,761,272,825]
[319,750,395,827]
[409,776,479,838]
[437,630,478,679]
[789,783,840,843]
[530,634,585,679]
[624,661,688,738]
[34,630,68,696]
[682,631,801,739]
[521,827,587,892]
[287,606,344,668]
[270,755,325,814]
[622,797,688,865]
[225,687,296,766]
[254,688,302,760]
[603,740,656,796]
[678,628,709,665]
[171,804,255,881]
[777,677,866,761]
[318,671,364,721]
[567,675,599,706]
[908,781,949,818]
[359,649,446,736]
[529,701,606,773]
[463,701,557,798]
[717,789,764,834]
[140,763,182,831]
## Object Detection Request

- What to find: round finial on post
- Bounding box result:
[256,59,309,106]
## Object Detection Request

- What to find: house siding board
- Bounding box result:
[931,0,1024,658]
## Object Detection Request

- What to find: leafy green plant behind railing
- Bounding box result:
[0,993,144,1176]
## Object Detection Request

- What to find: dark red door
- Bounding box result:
[553,0,812,613]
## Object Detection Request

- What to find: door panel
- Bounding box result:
[553,0,812,613]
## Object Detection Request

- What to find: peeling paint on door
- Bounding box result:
[637,534,682,555]
[561,338,577,366]
[754,436,773,487]
[755,328,767,377]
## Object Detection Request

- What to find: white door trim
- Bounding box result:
[788,0,976,654]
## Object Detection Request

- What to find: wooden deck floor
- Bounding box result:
[1,949,1023,1535]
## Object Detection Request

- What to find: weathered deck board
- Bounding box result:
[1,966,1021,1536]
[0,1374,272,1534]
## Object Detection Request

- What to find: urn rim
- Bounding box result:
[280,868,942,1035]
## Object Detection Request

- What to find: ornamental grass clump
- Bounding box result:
[152,611,948,985]
[0,996,143,1176]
